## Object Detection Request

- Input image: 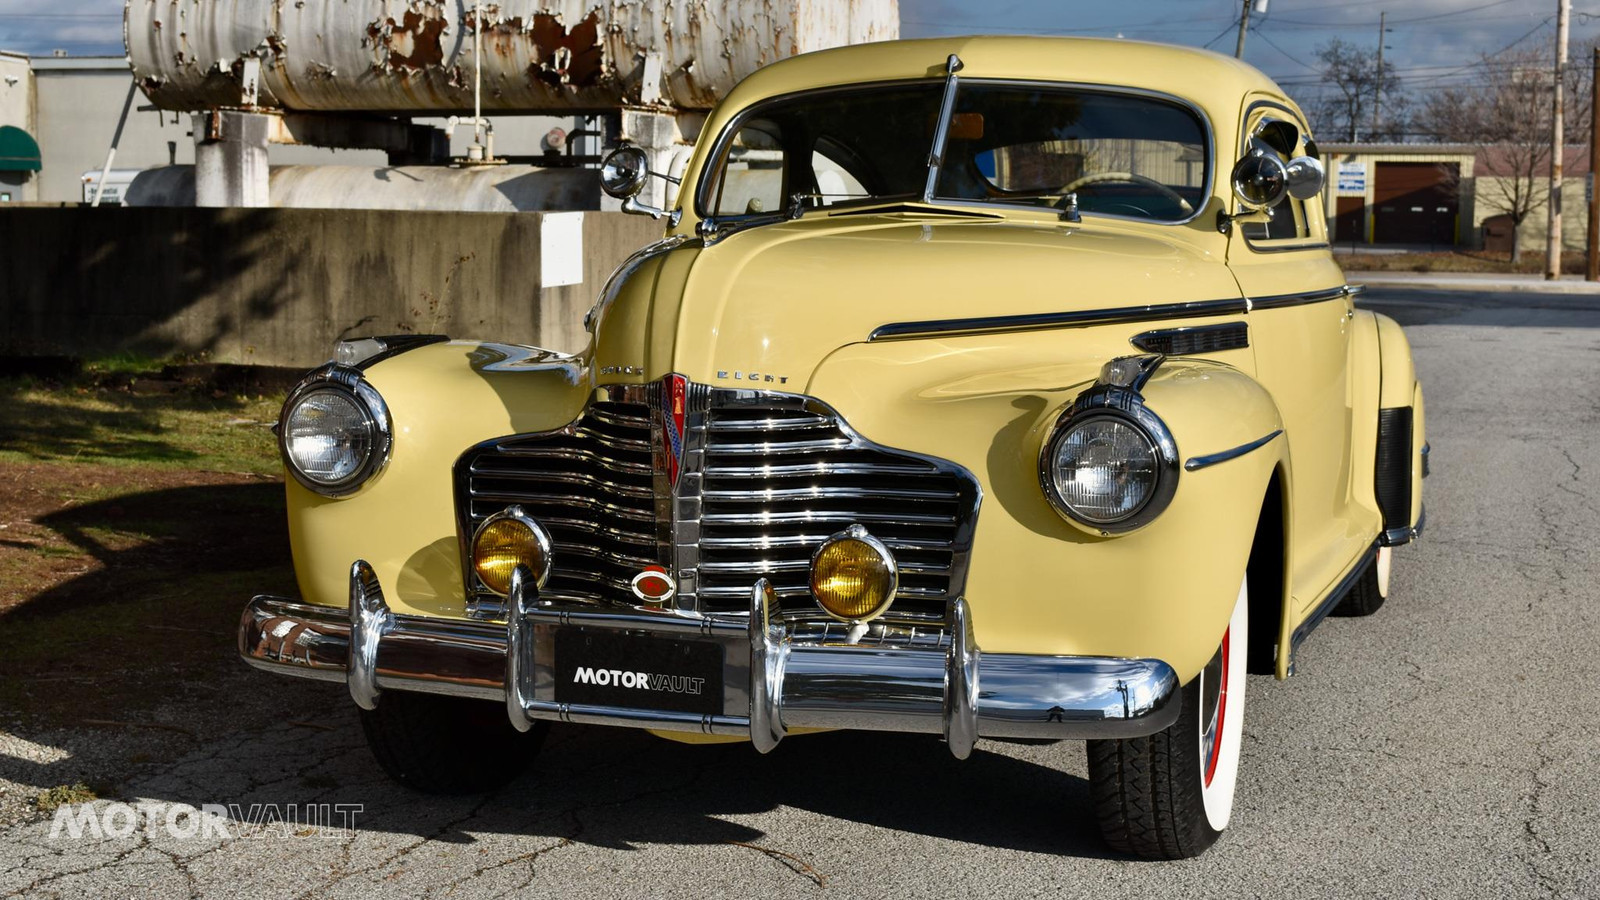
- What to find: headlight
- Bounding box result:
[471,506,553,597]
[810,524,898,622]
[279,366,392,497]
[1041,404,1178,535]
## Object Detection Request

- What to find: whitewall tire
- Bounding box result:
[1088,575,1249,858]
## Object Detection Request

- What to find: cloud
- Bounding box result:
[0,0,126,56]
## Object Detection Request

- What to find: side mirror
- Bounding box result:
[1283,155,1325,200]
[599,145,681,223]
[599,146,649,200]
[1230,151,1287,209]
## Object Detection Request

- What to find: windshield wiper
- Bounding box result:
[922,54,964,204]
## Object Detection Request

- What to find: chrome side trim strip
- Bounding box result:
[1248,285,1356,310]
[869,298,1247,342]
[869,284,1360,342]
[1184,429,1283,472]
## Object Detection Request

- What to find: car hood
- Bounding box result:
[590,213,1242,391]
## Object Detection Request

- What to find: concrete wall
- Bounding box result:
[0,207,664,366]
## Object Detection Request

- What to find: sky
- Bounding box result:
[0,0,1586,97]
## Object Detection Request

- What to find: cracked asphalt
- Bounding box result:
[1,286,1597,898]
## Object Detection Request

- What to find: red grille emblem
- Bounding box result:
[661,374,687,488]
[630,566,677,603]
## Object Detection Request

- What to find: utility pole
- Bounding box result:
[1546,0,1570,280]
[1587,46,1598,281]
[1373,12,1388,138]
[1235,0,1252,59]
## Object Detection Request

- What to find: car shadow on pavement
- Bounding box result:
[148,681,1119,861]
[0,480,1114,859]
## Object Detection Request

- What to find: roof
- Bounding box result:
[1321,142,1594,177]
[0,125,41,172]
[715,36,1288,125]
[1322,143,1480,155]
[29,56,128,72]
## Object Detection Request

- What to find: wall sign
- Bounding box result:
[1337,161,1367,194]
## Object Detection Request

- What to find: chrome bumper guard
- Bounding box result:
[239,561,1181,758]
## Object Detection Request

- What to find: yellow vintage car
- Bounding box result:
[241,36,1426,859]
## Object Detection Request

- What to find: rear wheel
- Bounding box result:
[360,691,548,794]
[1333,546,1390,617]
[1088,576,1248,859]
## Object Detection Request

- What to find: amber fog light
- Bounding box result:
[810,524,898,622]
[472,506,552,597]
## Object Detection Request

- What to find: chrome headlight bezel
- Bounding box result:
[278,364,393,498]
[1038,384,1180,535]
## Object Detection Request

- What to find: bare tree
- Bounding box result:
[1421,46,1593,262]
[1309,38,1407,142]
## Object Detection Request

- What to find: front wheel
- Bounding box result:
[1088,576,1248,859]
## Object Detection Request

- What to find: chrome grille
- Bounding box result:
[693,399,974,620]
[459,395,663,616]
[456,382,979,622]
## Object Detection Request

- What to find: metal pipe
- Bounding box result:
[91,80,138,207]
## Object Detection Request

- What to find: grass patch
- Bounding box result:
[35,783,97,814]
[0,376,282,474]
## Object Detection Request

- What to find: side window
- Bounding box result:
[712,122,785,215]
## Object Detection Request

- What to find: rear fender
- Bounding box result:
[1373,312,1425,539]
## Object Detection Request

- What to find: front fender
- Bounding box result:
[286,341,590,617]
[807,331,1284,683]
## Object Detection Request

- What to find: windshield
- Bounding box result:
[701,83,945,217]
[699,80,1209,224]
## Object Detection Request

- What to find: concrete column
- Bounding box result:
[193,111,271,207]
[619,107,687,212]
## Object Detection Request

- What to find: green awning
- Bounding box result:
[0,126,41,172]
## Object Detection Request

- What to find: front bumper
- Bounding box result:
[239,561,1180,758]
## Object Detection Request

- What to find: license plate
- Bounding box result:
[553,629,723,716]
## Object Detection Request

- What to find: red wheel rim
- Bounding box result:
[1203,628,1230,788]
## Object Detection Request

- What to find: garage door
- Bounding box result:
[1373,162,1459,245]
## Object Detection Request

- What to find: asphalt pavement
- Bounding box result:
[1,285,1597,899]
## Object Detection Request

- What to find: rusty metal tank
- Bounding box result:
[125,0,899,113]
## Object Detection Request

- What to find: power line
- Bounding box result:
[1249,25,1320,73]
[1203,20,1239,52]
[1267,0,1523,27]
